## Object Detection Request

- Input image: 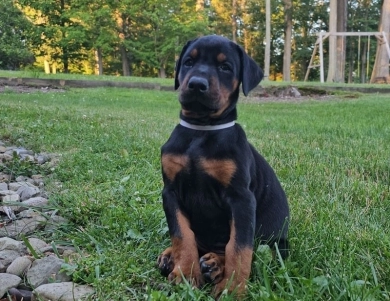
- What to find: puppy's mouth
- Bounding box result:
[179,89,221,116]
[180,101,218,118]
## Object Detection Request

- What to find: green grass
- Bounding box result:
[0,87,389,300]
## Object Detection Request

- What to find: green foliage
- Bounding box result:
[0,0,34,69]
[10,0,385,80]
[17,0,89,73]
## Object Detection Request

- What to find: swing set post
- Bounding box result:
[305,31,390,83]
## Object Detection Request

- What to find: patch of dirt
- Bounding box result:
[0,84,65,93]
[244,85,334,103]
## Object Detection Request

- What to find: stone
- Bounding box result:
[0,211,47,237]
[0,173,11,182]
[0,190,15,196]
[28,238,48,252]
[26,255,71,288]
[2,193,20,202]
[8,182,23,191]
[35,154,50,165]
[0,273,22,298]
[20,197,48,211]
[39,245,76,255]
[0,250,20,271]
[45,215,68,232]
[6,256,33,276]
[0,183,7,190]
[15,176,29,182]
[16,183,40,201]
[14,148,33,156]
[32,282,94,301]
[7,288,33,301]
[0,146,6,153]
[0,237,25,253]
[20,154,35,162]
[31,175,44,186]
[0,153,12,161]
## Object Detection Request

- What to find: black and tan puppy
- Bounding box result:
[157,35,289,297]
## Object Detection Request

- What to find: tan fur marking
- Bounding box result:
[162,154,189,181]
[169,211,202,286]
[199,158,236,187]
[210,79,238,117]
[214,221,253,297]
[217,53,227,62]
[190,48,198,58]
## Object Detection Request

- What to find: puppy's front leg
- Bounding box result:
[214,192,256,297]
[159,187,202,287]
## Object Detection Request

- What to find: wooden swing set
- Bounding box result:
[305,31,390,82]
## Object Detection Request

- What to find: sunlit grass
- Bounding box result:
[0,87,389,300]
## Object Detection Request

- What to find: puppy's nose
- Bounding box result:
[188,77,209,93]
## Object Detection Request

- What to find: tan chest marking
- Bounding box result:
[199,158,237,187]
[162,154,189,181]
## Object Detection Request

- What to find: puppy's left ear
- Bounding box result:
[175,38,198,90]
[236,44,264,96]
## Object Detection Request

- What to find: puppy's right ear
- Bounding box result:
[175,39,198,90]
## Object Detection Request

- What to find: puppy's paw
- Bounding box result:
[157,247,174,277]
[168,265,203,288]
[200,252,225,284]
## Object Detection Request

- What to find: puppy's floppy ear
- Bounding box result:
[236,44,264,96]
[175,38,198,90]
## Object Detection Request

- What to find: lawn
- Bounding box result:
[0,86,389,300]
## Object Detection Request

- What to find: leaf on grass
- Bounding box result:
[256,244,273,263]
[126,229,145,240]
[120,175,130,183]
[120,149,129,158]
[312,275,329,290]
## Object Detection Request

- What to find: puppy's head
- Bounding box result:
[175,35,263,120]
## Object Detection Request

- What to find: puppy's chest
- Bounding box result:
[161,139,237,188]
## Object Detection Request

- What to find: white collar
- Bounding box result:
[179,119,235,131]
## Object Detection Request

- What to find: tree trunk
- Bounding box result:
[232,0,237,43]
[120,45,131,76]
[283,0,292,81]
[264,0,271,81]
[327,0,337,82]
[370,0,390,83]
[159,67,166,78]
[95,48,103,75]
[335,0,347,83]
[241,0,249,52]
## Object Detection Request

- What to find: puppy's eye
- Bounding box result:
[219,63,231,71]
[184,59,193,67]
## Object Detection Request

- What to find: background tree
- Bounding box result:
[370,0,390,82]
[18,0,88,73]
[72,0,117,75]
[335,0,347,82]
[6,0,385,81]
[283,0,293,81]
[264,0,271,80]
[327,0,337,82]
[0,0,34,69]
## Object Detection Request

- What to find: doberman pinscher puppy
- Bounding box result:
[157,35,289,297]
